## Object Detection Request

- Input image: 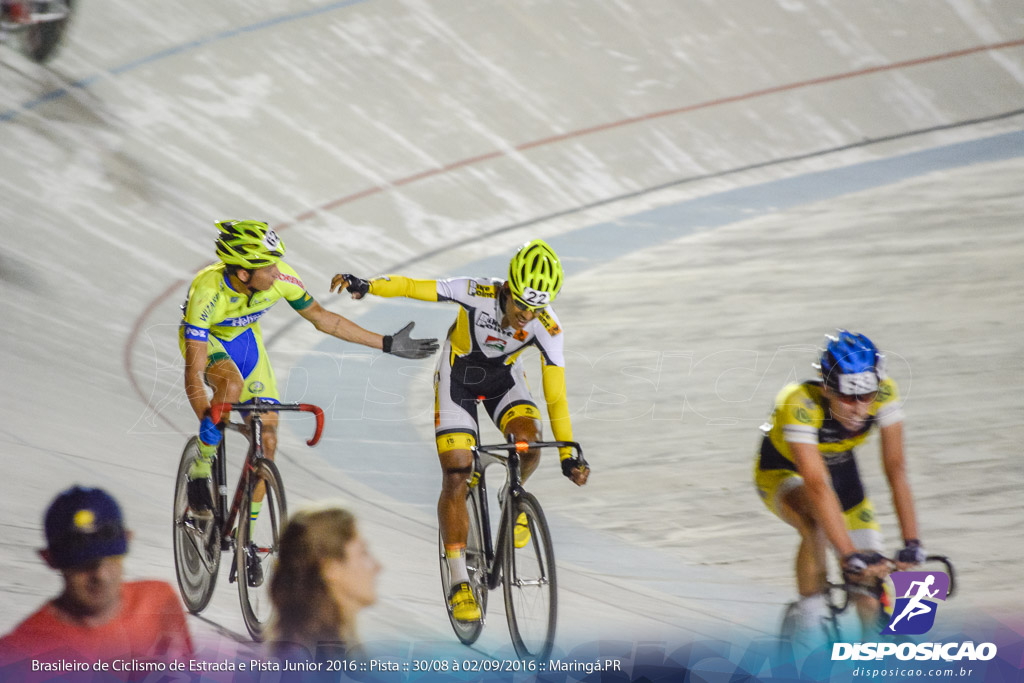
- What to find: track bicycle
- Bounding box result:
[172,399,324,640]
[438,438,587,661]
[0,0,73,62]
[779,554,956,647]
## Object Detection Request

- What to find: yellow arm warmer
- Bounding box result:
[368,276,439,301]
[541,363,575,460]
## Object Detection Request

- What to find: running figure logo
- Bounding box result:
[883,571,950,635]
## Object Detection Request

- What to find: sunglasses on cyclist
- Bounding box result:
[835,391,878,405]
[508,293,546,313]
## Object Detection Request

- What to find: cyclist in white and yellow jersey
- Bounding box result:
[180,220,439,530]
[330,239,590,622]
[755,331,927,642]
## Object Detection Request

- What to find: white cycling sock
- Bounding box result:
[794,593,829,647]
[445,547,470,587]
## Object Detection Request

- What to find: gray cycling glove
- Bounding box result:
[383,322,439,359]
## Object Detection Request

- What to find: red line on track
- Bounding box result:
[124,37,1024,419]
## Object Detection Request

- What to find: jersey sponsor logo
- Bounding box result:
[513,329,528,341]
[476,311,506,335]
[468,282,496,298]
[184,326,208,340]
[276,272,305,288]
[537,309,561,335]
[198,299,217,323]
[219,309,270,327]
[483,334,507,352]
[795,407,813,424]
[248,381,265,394]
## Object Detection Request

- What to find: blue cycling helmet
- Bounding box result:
[817,331,882,396]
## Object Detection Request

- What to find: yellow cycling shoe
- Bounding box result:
[449,582,481,622]
[514,512,531,549]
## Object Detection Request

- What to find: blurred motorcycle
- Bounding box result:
[0,0,73,63]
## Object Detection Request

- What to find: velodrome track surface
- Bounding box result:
[2,0,1023,674]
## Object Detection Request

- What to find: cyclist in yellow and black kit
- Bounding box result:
[755,331,927,641]
[179,221,439,538]
[331,239,590,622]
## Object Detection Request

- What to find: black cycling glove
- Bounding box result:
[383,322,439,359]
[897,539,926,565]
[842,551,886,576]
[561,455,587,479]
[341,273,370,297]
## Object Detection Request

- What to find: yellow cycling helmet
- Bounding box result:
[214,220,285,268]
[507,239,563,309]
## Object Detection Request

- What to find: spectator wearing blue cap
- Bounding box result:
[0,486,194,667]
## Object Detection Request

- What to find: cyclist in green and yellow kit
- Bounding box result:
[180,220,438,530]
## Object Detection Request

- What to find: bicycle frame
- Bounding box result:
[470,440,583,590]
[208,400,324,551]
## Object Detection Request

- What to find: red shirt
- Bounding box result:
[0,580,193,671]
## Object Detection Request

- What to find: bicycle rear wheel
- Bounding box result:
[172,436,221,613]
[502,491,556,660]
[237,458,286,640]
[439,488,487,645]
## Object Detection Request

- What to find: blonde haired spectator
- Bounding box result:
[268,505,380,661]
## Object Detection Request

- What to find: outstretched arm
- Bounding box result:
[331,273,439,302]
[298,300,439,358]
[298,300,383,349]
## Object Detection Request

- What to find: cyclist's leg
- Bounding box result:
[214,327,281,522]
[435,354,483,621]
[490,369,543,550]
[756,462,829,638]
[490,360,544,481]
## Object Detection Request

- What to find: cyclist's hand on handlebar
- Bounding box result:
[198,414,222,447]
[896,539,927,568]
[330,273,370,299]
[561,455,589,486]
[383,322,439,359]
[842,551,887,581]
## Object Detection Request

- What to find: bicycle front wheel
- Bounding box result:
[439,487,488,644]
[237,458,287,641]
[172,436,220,613]
[502,491,556,660]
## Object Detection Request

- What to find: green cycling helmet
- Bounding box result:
[215,220,285,268]
[507,239,563,309]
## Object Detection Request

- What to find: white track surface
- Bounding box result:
[2,0,1023,667]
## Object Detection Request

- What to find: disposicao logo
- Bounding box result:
[832,571,997,662]
[884,571,949,635]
